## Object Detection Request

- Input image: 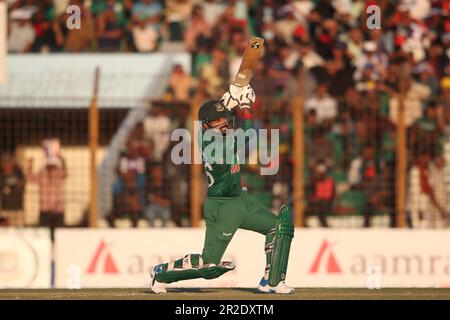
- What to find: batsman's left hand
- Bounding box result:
[220,91,239,111]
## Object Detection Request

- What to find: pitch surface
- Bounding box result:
[1,288,450,300]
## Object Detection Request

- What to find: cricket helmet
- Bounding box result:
[198,100,236,131]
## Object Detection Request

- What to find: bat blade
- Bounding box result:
[233,37,264,87]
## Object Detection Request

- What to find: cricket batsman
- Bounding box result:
[150,84,294,294]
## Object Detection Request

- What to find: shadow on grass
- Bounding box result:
[142,288,261,294]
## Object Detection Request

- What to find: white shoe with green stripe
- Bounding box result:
[150,264,167,294]
[257,277,295,294]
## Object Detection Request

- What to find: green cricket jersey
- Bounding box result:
[200,118,255,197]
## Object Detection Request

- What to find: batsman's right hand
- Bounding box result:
[228,84,256,109]
[228,84,244,100]
[236,84,255,109]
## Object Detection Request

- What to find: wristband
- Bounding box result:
[242,112,253,120]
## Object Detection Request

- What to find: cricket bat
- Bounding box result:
[233,37,264,87]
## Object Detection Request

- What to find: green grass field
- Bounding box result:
[1,288,450,300]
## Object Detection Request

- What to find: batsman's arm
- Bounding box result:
[234,85,257,151]
[241,108,255,131]
[234,108,257,153]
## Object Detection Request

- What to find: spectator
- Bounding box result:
[408,152,449,228]
[413,62,440,95]
[353,119,370,156]
[31,10,63,53]
[131,19,159,52]
[202,0,227,27]
[314,0,336,20]
[305,126,334,171]
[389,78,431,128]
[97,7,123,52]
[184,4,211,53]
[329,113,355,171]
[162,140,191,227]
[270,156,292,210]
[274,6,303,46]
[427,40,447,80]
[144,108,171,161]
[364,90,390,152]
[144,163,171,227]
[365,163,396,228]
[314,18,340,60]
[341,87,363,119]
[409,101,444,158]
[304,83,337,125]
[62,2,96,52]
[167,64,192,101]
[306,162,335,227]
[8,11,36,53]
[348,144,378,185]
[342,26,364,60]
[91,0,132,24]
[132,0,163,29]
[26,154,67,240]
[198,48,228,95]
[267,44,293,91]
[0,154,25,227]
[381,119,397,165]
[285,56,317,99]
[267,101,292,156]
[127,122,154,159]
[321,53,355,96]
[251,63,277,104]
[348,144,381,227]
[304,109,319,140]
[110,148,147,228]
[164,0,195,42]
[427,155,449,228]
[354,41,388,82]
[388,4,430,63]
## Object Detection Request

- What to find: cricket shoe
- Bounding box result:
[256,277,271,293]
[269,281,295,294]
[150,264,167,294]
[256,277,295,294]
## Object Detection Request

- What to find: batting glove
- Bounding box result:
[228,84,244,100]
[237,85,255,109]
[220,91,239,111]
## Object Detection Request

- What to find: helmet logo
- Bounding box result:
[215,102,224,112]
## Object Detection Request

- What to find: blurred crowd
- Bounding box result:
[3,0,450,228]
[108,105,191,227]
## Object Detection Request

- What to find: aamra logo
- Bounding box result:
[86,240,119,274]
[309,240,342,274]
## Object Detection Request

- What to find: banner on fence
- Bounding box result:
[55,228,450,288]
[0,228,52,288]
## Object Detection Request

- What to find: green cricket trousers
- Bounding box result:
[202,190,278,265]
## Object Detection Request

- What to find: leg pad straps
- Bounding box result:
[156,254,235,284]
[269,205,294,287]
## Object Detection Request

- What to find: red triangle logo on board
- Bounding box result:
[86,240,119,274]
[309,239,342,274]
